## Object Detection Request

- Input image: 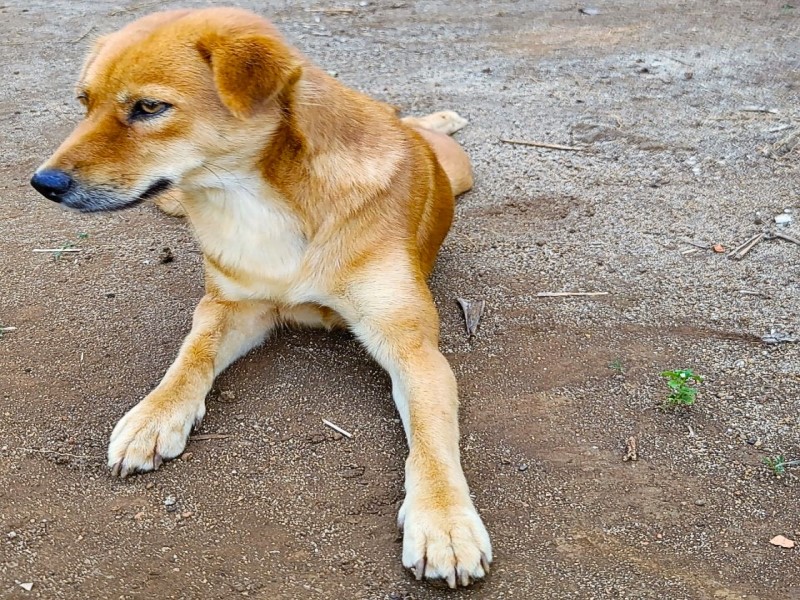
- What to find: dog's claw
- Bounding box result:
[153,453,163,470]
[414,558,426,581]
[111,461,122,478]
[459,566,471,587]
[481,552,491,575]
[446,570,457,589]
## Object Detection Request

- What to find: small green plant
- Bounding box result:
[763,455,786,476]
[661,368,703,407]
[53,233,88,260]
[52,241,74,260]
[609,359,624,373]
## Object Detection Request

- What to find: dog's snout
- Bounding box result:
[30,169,74,203]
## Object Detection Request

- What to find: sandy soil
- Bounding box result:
[1,1,799,598]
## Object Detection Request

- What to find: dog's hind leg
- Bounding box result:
[402,112,473,197]
[107,296,277,477]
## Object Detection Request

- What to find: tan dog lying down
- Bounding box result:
[30,7,490,587]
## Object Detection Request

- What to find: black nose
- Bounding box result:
[30,169,73,202]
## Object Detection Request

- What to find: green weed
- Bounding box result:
[661,369,703,408]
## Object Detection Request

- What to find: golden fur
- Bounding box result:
[32,7,489,588]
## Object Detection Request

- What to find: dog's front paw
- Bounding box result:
[107,392,205,478]
[398,497,492,588]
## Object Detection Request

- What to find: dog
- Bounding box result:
[30,7,490,588]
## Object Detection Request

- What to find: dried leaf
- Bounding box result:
[457,298,485,337]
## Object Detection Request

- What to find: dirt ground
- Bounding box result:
[1,0,799,598]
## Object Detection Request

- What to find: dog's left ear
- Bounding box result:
[197,34,302,119]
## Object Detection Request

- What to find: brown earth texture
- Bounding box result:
[1,1,800,599]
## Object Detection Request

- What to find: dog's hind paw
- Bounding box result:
[107,392,205,478]
[398,496,492,588]
[402,110,469,135]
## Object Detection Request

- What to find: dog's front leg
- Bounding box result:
[342,261,492,588]
[108,295,277,477]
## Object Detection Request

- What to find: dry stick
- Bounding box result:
[773,231,800,246]
[306,7,355,13]
[322,419,353,439]
[109,0,164,16]
[33,248,81,253]
[18,447,103,460]
[730,233,763,255]
[500,138,585,152]
[0,326,17,332]
[536,291,609,298]
[71,26,95,44]
[189,434,231,441]
[729,233,764,260]
[740,106,779,114]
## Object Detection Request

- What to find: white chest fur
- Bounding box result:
[184,173,309,302]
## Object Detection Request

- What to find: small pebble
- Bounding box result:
[694,499,706,506]
[146,482,154,490]
[775,214,792,225]
[181,452,194,461]
[7,531,17,539]
[164,495,177,507]
[518,464,529,472]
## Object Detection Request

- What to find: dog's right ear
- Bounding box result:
[197,33,302,120]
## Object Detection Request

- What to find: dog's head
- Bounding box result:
[30,8,302,211]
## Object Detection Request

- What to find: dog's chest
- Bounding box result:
[187,180,309,301]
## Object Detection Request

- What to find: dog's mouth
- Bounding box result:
[137,178,173,202]
[58,177,174,213]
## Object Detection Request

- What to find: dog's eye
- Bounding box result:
[130,99,172,121]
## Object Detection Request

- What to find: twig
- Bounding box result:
[189,434,230,441]
[729,233,763,260]
[18,447,103,460]
[682,239,712,250]
[772,231,800,246]
[322,419,353,439]
[738,290,771,298]
[500,138,585,152]
[306,7,355,13]
[681,248,700,255]
[536,291,609,298]
[660,55,693,67]
[0,326,17,332]
[33,248,81,253]
[768,124,793,134]
[109,0,164,16]
[740,105,779,114]
[71,25,95,44]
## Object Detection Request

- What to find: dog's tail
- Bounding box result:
[401,111,474,197]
